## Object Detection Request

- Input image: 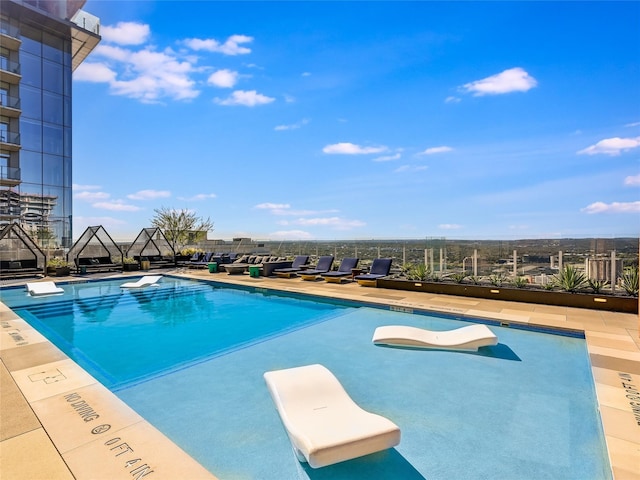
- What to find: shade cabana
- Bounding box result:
[125,227,175,268]
[67,226,122,273]
[0,223,46,278]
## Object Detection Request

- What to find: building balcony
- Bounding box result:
[0,93,21,118]
[0,131,21,151]
[0,22,21,50]
[0,58,21,84]
[0,166,20,187]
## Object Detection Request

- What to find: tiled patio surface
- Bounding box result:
[1,269,638,479]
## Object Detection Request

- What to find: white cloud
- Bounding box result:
[439,224,463,230]
[274,118,310,131]
[322,142,388,155]
[577,136,640,156]
[624,174,640,186]
[625,122,640,127]
[74,191,110,201]
[92,201,142,212]
[269,230,314,240]
[183,34,253,55]
[373,153,401,162]
[177,193,217,201]
[302,72,311,77]
[73,62,117,82]
[127,190,171,200]
[207,69,239,88]
[77,42,200,103]
[445,96,461,103]
[215,90,275,106]
[582,201,640,214]
[283,94,296,103]
[462,67,537,96]
[421,146,453,155]
[255,203,290,210]
[101,22,150,46]
[394,165,428,173]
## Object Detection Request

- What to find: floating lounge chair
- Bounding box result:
[372,324,498,351]
[26,281,64,296]
[321,257,360,283]
[299,256,335,281]
[263,364,401,468]
[354,258,393,286]
[120,275,163,288]
[273,255,310,278]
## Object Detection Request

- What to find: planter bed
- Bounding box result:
[376,278,638,314]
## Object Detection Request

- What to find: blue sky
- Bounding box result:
[71,1,640,241]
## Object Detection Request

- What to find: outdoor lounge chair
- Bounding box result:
[263,364,401,468]
[372,324,498,351]
[273,255,310,278]
[26,281,64,296]
[320,257,360,283]
[299,256,335,281]
[120,275,162,288]
[354,258,393,286]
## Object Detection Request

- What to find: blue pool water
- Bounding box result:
[1,277,611,479]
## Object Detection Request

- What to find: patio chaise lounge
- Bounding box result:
[299,256,335,281]
[273,255,310,278]
[372,324,498,351]
[120,275,163,288]
[354,258,393,286]
[26,281,64,296]
[263,364,401,468]
[320,257,359,283]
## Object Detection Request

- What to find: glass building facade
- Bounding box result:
[0,0,99,250]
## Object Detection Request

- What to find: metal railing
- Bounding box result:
[0,165,20,182]
[0,92,20,110]
[0,58,20,75]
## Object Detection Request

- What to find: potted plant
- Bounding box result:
[123,256,140,271]
[47,257,70,277]
[377,262,638,314]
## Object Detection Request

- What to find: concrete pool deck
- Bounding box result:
[1,270,638,479]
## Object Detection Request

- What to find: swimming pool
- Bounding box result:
[2,277,611,479]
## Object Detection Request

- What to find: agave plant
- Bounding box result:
[468,275,482,285]
[512,276,528,288]
[621,266,639,297]
[587,278,609,294]
[489,272,508,287]
[448,271,468,284]
[552,265,588,293]
[406,263,430,281]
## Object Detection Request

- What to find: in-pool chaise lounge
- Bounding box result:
[273,255,310,278]
[320,257,359,283]
[372,324,498,351]
[263,364,401,468]
[120,275,163,288]
[354,258,392,286]
[26,281,64,296]
[299,255,334,281]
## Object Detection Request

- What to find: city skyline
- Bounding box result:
[72,1,639,241]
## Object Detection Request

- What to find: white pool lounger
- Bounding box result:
[263,364,401,468]
[26,281,64,296]
[120,275,162,288]
[372,324,498,351]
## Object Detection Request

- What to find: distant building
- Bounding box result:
[1,0,100,248]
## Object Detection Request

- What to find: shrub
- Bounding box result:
[47,257,68,268]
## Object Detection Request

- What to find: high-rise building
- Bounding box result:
[1,0,100,249]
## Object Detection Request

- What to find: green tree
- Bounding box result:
[150,207,214,253]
